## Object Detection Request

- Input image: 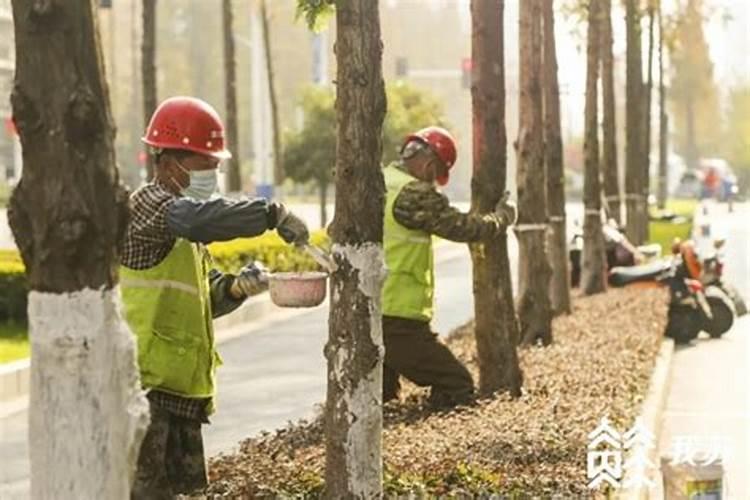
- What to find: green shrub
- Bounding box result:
[0,260,27,322]
[0,231,331,323]
[208,230,330,274]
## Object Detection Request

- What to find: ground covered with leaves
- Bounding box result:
[201,288,667,498]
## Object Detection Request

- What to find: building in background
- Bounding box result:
[0,0,18,185]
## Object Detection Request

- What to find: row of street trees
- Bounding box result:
[8,0,725,497]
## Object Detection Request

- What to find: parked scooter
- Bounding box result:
[569,218,661,288]
[671,239,745,338]
[609,255,712,344]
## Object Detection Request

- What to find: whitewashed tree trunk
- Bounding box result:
[28,290,149,499]
[324,0,387,497]
[8,1,150,498]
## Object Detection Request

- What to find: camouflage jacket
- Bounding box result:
[392,172,507,242]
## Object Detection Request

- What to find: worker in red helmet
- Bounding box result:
[122,96,309,498]
[382,126,518,409]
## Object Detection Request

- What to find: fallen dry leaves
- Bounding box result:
[201,287,667,498]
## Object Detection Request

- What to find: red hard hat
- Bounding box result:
[142,96,232,159]
[403,126,457,186]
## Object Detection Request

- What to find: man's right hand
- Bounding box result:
[275,204,310,245]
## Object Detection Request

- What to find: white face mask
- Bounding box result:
[174,160,218,200]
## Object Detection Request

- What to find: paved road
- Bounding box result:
[657,202,750,497]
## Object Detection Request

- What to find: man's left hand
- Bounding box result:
[495,193,518,225]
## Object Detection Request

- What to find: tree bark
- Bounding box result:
[470,0,523,395]
[319,178,328,228]
[260,0,284,187]
[515,0,552,344]
[642,0,656,242]
[8,0,149,496]
[625,0,645,244]
[324,0,387,497]
[582,0,607,295]
[542,0,571,317]
[657,1,669,209]
[141,0,157,180]
[601,0,621,225]
[223,0,242,193]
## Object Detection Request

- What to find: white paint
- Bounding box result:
[27,288,149,500]
[330,243,387,497]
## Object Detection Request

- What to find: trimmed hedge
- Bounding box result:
[0,230,330,322]
[208,230,330,274]
[0,259,27,322]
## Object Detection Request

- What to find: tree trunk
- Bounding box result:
[515,0,552,344]
[8,1,149,497]
[319,178,328,228]
[625,0,644,245]
[582,0,607,295]
[642,1,656,242]
[223,0,242,193]
[324,1,387,497]
[141,0,157,180]
[601,0,621,225]
[470,0,523,395]
[542,0,571,316]
[685,91,697,171]
[261,0,284,187]
[657,1,669,209]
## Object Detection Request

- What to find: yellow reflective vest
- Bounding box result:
[382,164,435,322]
[120,239,221,410]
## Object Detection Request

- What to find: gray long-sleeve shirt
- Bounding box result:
[121,181,278,317]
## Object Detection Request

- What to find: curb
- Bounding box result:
[619,337,675,499]
[0,242,470,415]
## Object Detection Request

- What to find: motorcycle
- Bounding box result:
[672,238,745,338]
[569,218,661,288]
[609,256,712,344]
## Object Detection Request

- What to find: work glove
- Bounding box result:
[232,262,269,298]
[494,192,518,225]
[275,203,310,246]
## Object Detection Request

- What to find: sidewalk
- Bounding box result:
[656,202,750,498]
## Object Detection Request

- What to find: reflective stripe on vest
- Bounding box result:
[120,276,200,296]
[120,239,220,407]
[382,164,435,322]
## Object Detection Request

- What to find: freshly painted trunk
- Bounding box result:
[8,0,149,497]
[223,0,242,192]
[141,0,157,180]
[516,0,552,344]
[582,0,607,295]
[324,0,387,497]
[625,0,645,245]
[470,0,523,395]
[542,0,571,317]
[260,0,284,186]
[657,2,669,209]
[601,0,621,225]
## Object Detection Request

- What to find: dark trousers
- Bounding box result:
[131,403,208,499]
[382,315,474,407]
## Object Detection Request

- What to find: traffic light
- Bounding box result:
[461,57,472,89]
[395,57,408,78]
